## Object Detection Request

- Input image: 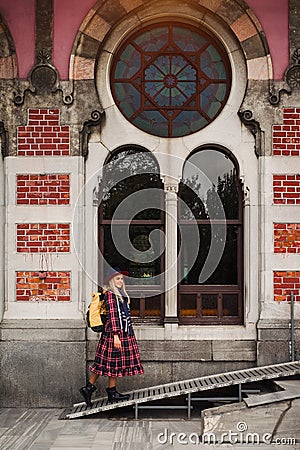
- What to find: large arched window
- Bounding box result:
[98,147,165,323]
[178,147,243,324]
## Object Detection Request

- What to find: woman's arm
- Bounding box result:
[104,290,122,334]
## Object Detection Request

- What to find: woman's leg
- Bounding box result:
[108,376,116,388]
[90,372,99,385]
[79,372,98,407]
[106,376,130,403]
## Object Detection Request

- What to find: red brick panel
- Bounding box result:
[17,109,70,156]
[16,271,71,302]
[273,174,300,205]
[272,108,300,156]
[16,223,70,253]
[16,174,70,205]
[274,271,300,302]
[274,223,300,253]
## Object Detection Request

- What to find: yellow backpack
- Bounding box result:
[86,288,107,332]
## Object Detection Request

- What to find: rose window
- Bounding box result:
[111,23,232,138]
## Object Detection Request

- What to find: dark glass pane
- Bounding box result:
[179,183,208,220]
[180,149,239,219]
[111,23,231,137]
[172,111,208,137]
[200,84,227,118]
[101,150,162,220]
[223,294,238,316]
[114,83,141,116]
[133,111,168,137]
[103,225,163,285]
[134,26,168,51]
[180,294,197,316]
[129,297,140,317]
[180,225,238,285]
[201,45,226,79]
[201,294,218,316]
[145,295,161,316]
[173,26,208,51]
[115,44,141,78]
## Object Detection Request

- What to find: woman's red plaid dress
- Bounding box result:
[90,290,144,378]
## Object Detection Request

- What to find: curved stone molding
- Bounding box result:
[268,48,300,106]
[238,110,262,157]
[268,89,292,107]
[70,0,271,82]
[80,110,104,159]
[13,50,74,106]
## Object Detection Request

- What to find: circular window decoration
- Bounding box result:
[111,23,232,138]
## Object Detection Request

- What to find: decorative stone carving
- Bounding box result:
[162,176,179,193]
[239,175,250,206]
[165,185,178,193]
[238,110,263,157]
[80,110,104,159]
[286,48,300,89]
[268,48,300,105]
[13,50,74,106]
[93,175,103,207]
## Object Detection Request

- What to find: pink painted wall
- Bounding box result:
[0,0,35,78]
[53,0,96,79]
[246,0,289,79]
[0,0,290,80]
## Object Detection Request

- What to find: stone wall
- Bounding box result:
[0,320,86,407]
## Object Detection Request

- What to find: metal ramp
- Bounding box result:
[61,360,300,420]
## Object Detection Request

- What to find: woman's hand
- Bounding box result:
[113,334,121,350]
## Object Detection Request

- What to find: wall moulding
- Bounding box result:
[269,48,300,106]
[13,50,74,106]
[80,110,105,160]
[238,109,263,157]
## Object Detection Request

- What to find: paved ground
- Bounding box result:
[0,400,299,450]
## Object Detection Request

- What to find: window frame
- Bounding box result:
[178,146,244,325]
[98,145,165,324]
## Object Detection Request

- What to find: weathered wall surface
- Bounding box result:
[0,0,299,406]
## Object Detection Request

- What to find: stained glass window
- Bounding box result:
[111,23,231,138]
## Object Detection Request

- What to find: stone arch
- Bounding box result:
[70,0,272,81]
[0,14,17,79]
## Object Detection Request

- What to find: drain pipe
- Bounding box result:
[289,291,295,362]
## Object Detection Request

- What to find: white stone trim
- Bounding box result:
[4,156,85,319]
[259,155,300,320]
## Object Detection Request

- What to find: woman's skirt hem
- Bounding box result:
[90,365,144,378]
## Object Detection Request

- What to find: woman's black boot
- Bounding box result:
[106,387,130,403]
[79,382,96,407]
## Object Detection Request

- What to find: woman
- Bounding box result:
[80,267,144,406]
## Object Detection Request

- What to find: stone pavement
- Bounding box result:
[0,399,299,450]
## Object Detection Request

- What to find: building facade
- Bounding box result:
[0,0,299,407]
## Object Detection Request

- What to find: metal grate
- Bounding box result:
[61,360,300,419]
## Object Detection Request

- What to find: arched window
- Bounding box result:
[98,146,165,323]
[178,147,243,324]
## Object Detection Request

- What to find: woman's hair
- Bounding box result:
[107,277,130,304]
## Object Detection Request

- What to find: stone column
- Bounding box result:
[163,178,179,323]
